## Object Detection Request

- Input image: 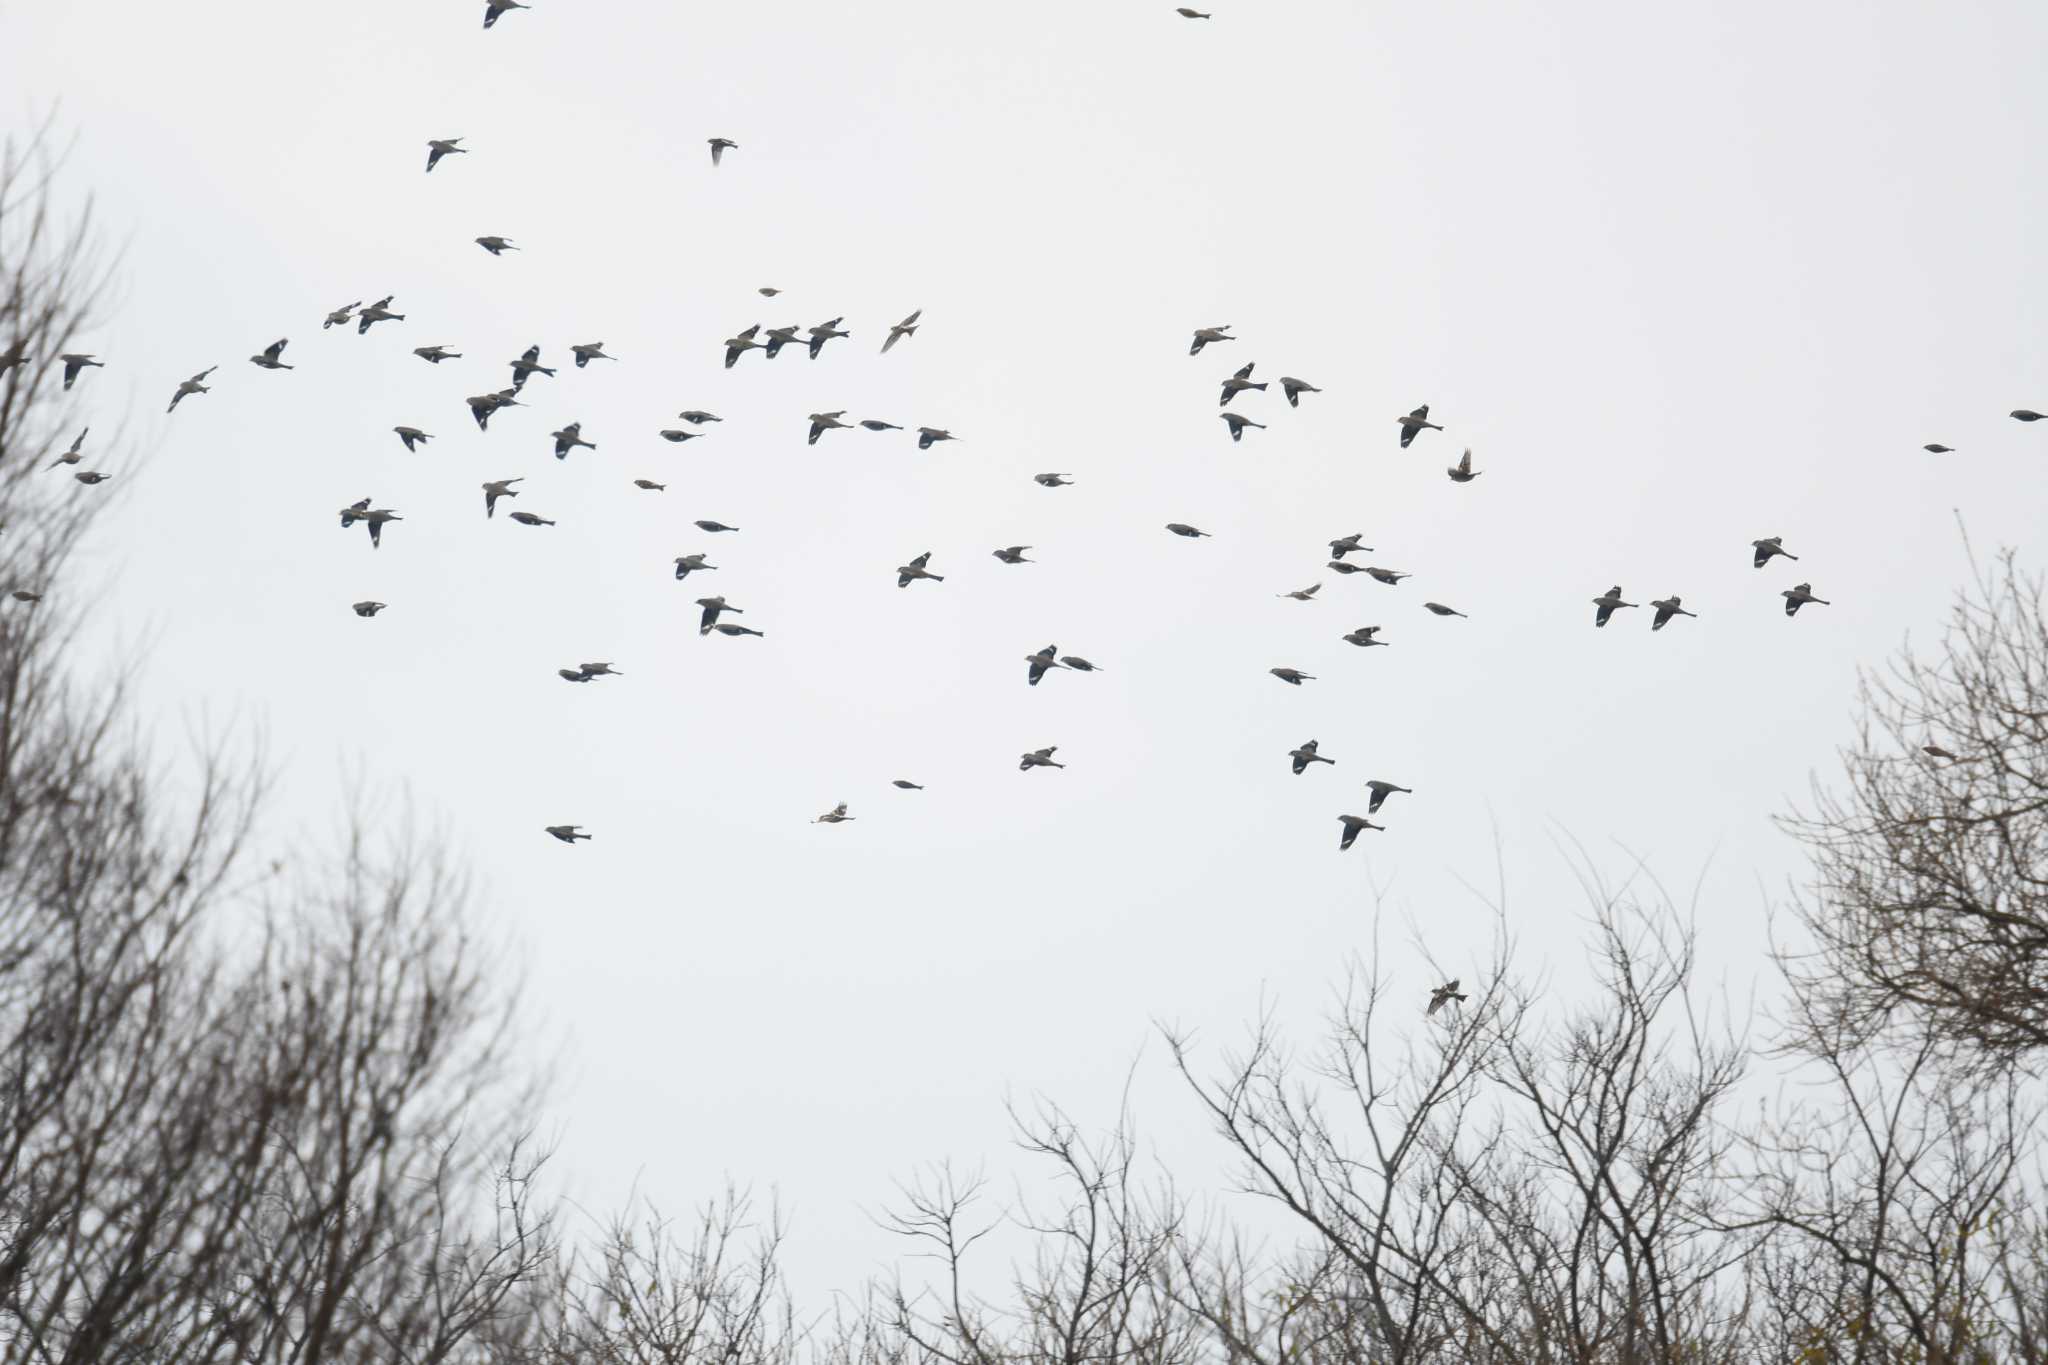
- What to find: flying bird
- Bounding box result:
[1752,536,1798,569]
[758,287,782,297]
[1189,325,1233,356]
[394,426,432,452]
[466,392,518,431]
[1397,405,1442,448]
[482,478,522,517]
[323,301,360,329]
[1343,626,1388,647]
[762,325,804,359]
[47,427,87,469]
[659,429,704,443]
[1059,655,1101,672]
[571,342,614,368]
[248,338,294,370]
[1365,780,1411,814]
[1649,596,1697,630]
[993,546,1034,564]
[1270,667,1315,685]
[166,367,216,413]
[544,826,591,844]
[1290,740,1335,774]
[72,471,111,486]
[1279,584,1321,601]
[414,345,461,364]
[59,354,103,390]
[1422,602,1466,618]
[1279,376,1320,407]
[861,419,902,432]
[693,519,738,533]
[578,662,623,677]
[815,803,854,824]
[1329,533,1371,558]
[1020,746,1065,771]
[1923,443,1952,453]
[1026,645,1065,686]
[1427,981,1467,1016]
[1327,561,1367,576]
[892,780,924,790]
[633,479,667,492]
[425,137,466,171]
[510,345,556,390]
[2013,410,2045,422]
[482,0,528,29]
[674,553,716,579]
[807,318,851,358]
[708,138,738,166]
[917,427,958,449]
[352,601,386,618]
[808,411,852,445]
[696,596,741,633]
[1221,412,1266,442]
[475,236,517,256]
[558,668,593,683]
[1166,523,1211,538]
[508,511,555,527]
[548,422,594,459]
[1782,582,1831,616]
[1447,449,1480,482]
[678,410,722,424]
[882,310,922,353]
[711,622,764,638]
[723,325,765,368]
[1592,585,1637,627]
[339,501,402,548]
[1034,473,1075,487]
[1219,361,1267,406]
[897,552,944,587]
[357,296,404,333]
[1364,567,1410,585]
[1337,815,1384,850]
[1176,7,1212,15]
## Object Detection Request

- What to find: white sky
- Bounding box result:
[6,0,2048,1301]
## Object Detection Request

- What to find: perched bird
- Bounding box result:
[1649,596,1697,630]
[708,138,739,166]
[1337,815,1385,850]
[917,427,958,449]
[239,338,286,372]
[481,478,523,517]
[633,479,667,492]
[1343,626,1388,647]
[1026,645,1065,686]
[1279,584,1322,601]
[166,367,216,413]
[357,296,404,333]
[1397,404,1442,448]
[1290,739,1335,774]
[723,325,765,368]
[1279,376,1320,407]
[1365,779,1411,814]
[1329,533,1371,558]
[414,344,461,364]
[1221,412,1266,442]
[892,780,924,790]
[1034,473,1075,487]
[571,342,614,368]
[807,318,851,358]
[1059,655,1101,672]
[47,427,88,469]
[544,825,591,844]
[815,803,854,824]
[1020,746,1065,771]
[1364,567,1410,585]
[552,422,595,459]
[897,551,944,587]
[673,553,717,579]
[693,519,738,533]
[1751,536,1798,569]
[1190,325,1234,356]
[1176,7,1212,16]
[659,428,704,443]
[475,236,517,256]
[711,622,764,638]
[1592,585,1637,627]
[323,301,361,330]
[508,511,555,527]
[882,310,922,354]
[72,471,111,486]
[1427,980,1467,1016]
[425,137,466,171]
[1327,561,1368,575]
[1923,443,1953,453]
[1271,667,1315,685]
[59,354,103,390]
[1220,361,1267,406]
[808,411,852,444]
[993,545,1034,564]
[1447,449,1480,482]
[1165,522,1211,538]
[695,596,741,633]
[762,325,804,359]
[352,601,386,617]
[394,426,432,452]
[579,662,623,677]
[340,501,402,548]
[860,419,902,432]
[1422,602,1467,618]
[1782,582,1831,616]
[510,345,556,390]
[2013,410,2046,422]
[678,410,722,424]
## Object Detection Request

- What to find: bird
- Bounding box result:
[352,601,386,617]
[0,342,24,373]
[1422,602,1466,618]
[475,236,517,256]
[1752,536,1798,569]
[633,479,667,492]
[2013,410,2046,422]
[1059,655,1101,672]
[1279,584,1322,601]
[1020,747,1065,771]
[917,427,958,450]
[1592,585,1637,626]
[696,596,741,633]
[807,318,851,358]
[1427,980,1467,1016]
[808,411,852,445]
[761,325,804,359]
[47,427,88,469]
[557,668,593,684]
[1176,6,1212,15]
[425,137,467,171]
[466,392,516,431]
[1329,533,1371,558]
[509,345,556,390]
[166,367,215,413]
[678,410,722,424]
[10,590,43,604]
[1026,645,1065,686]
[1922,744,1959,761]
[414,345,461,364]
[1219,361,1267,407]
[508,511,555,527]
[1034,473,1075,487]
[552,422,595,459]
[892,780,924,790]
[815,803,854,824]
[394,426,432,452]
[1923,443,1953,453]
[340,501,402,548]
[882,310,922,354]
[482,0,528,28]
[1189,325,1233,356]
[758,287,782,297]
[1782,582,1831,616]
[1166,523,1211,538]
[481,478,522,517]
[1221,412,1266,442]
[571,342,614,368]
[723,325,765,368]
[1397,405,1442,448]
[544,825,591,844]
[1364,567,1410,586]
[72,471,111,486]
[1279,376,1320,407]
[357,296,404,333]
[674,554,716,579]
[1343,626,1389,647]
[1447,449,1480,482]
[693,519,739,533]
[711,622,765,638]
[1327,561,1367,576]
[897,552,944,587]
[1271,668,1314,685]
[1365,780,1411,814]
[708,138,739,166]
[993,546,1034,564]
[579,662,624,677]
[860,419,902,432]
[659,429,703,443]
[59,354,103,390]
[1337,815,1384,850]
[1650,596,1697,630]
[322,301,361,330]
[1290,740,1335,774]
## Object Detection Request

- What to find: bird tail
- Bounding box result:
[930,573,946,581]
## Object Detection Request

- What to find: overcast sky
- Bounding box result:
[5,0,2047,1300]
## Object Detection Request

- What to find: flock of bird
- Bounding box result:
[5,3,2046,1020]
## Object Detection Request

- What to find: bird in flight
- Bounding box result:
[339,500,402,548]
[693,519,739,533]
[482,478,523,517]
[357,296,404,333]
[1060,655,1101,672]
[1364,567,1410,586]
[678,410,722,424]
[1176,7,1212,16]
[807,318,851,358]
[1649,596,1697,630]
[883,310,922,353]
[552,422,595,460]
[426,137,467,171]
[1343,625,1387,647]
[659,429,704,443]
[696,596,742,634]
[1592,585,1637,627]
[544,825,592,844]
[1337,815,1384,850]
[510,345,556,391]
[633,479,666,492]
[1365,780,1411,814]
[1329,533,1371,558]
[917,427,958,450]
[897,552,944,588]
[1290,739,1335,774]
[861,419,903,432]
[1219,362,1266,407]
[1166,523,1211,538]
[323,301,361,330]
[1279,584,1321,601]
[711,622,765,638]
[47,427,88,469]
[352,601,386,618]
[892,780,924,790]
[1189,325,1234,356]
[1422,602,1466,618]
[1280,376,1320,407]
[1397,405,1442,448]
[709,138,739,166]
[1782,582,1831,616]
[1221,412,1266,442]
[483,0,529,28]
[414,345,461,364]
[1034,473,1074,487]
[1751,536,1798,569]
[1270,667,1315,685]
[993,546,1034,564]
[724,325,765,368]
[815,803,854,824]
[1026,645,1065,686]
[508,511,555,527]
[1020,746,1065,772]
[475,236,517,256]
[808,411,852,445]
[2013,409,2045,422]
[1923,443,1952,453]
[167,367,216,413]
[1447,449,1480,482]
[572,342,614,368]
[1427,980,1467,1015]
[394,426,432,452]
[674,553,716,580]
[73,471,112,486]
[59,353,103,390]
